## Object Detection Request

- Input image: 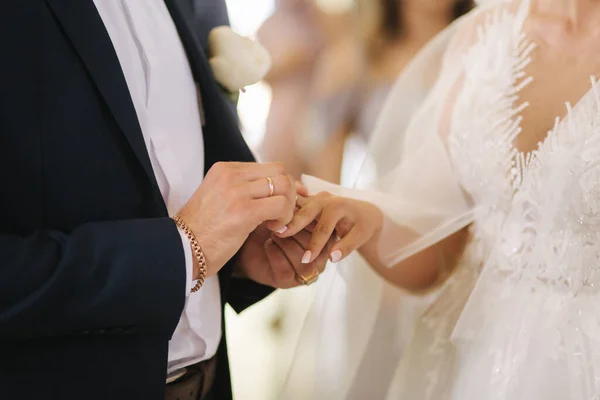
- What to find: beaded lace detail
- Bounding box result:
[448,1,533,261]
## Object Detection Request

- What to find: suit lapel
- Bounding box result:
[163,0,255,172]
[46,0,254,183]
[45,0,159,191]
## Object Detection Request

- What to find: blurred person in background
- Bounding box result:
[257,0,351,179]
[309,0,474,184]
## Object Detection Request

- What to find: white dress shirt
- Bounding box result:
[93,0,222,375]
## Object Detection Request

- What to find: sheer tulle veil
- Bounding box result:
[279,1,510,398]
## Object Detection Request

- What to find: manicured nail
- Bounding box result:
[301,250,312,264]
[275,226,288,235]
[330,250,342,263]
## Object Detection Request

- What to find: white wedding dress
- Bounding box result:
[282,1,600,399]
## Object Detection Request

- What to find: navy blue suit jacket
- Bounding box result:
[0,1,273,399]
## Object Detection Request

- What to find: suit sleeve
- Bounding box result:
[0,218,186,339]
[226,277,275,314]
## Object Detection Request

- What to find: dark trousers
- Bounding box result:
[164,358,217,400]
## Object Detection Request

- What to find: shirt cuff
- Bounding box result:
[177,227,194,296]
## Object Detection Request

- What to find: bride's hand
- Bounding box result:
[277,192,384,264]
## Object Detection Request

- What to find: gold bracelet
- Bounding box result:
[172,215,207,293]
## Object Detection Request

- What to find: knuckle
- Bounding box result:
[316,191,332,200]
[328,197,347,212]
[224,169,240,184]
[301,200,319,213]
[295,209,313,223]
[212,161,227,175]
[279,177,293,194]
[272,196,285,212]
[272,162,286,176]
[277,197,293,213]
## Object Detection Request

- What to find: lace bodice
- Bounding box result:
[449,1,600,292]
[448,3,535,265]
[495,84,600,290]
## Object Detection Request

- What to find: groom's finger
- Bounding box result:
[264,239,297,289]
[251,196,294,230]
[286,229,314,252]
[286,230,335,274]
[246,174,295,205]
[271,234,314,281]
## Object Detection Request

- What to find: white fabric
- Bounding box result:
[285,0,600,399]
[93,0,222,374]
[283,15,475,398]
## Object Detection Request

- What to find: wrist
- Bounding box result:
[173,215,207,293]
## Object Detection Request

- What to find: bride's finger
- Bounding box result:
[302,207,345,264]
[276,200,322,238]
[295,181,309,197]
[295,195,310,207]
[328,224,371,263]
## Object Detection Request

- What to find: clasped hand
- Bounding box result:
[178,162,335,289]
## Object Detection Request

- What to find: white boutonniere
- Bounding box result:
[208,26,271,103]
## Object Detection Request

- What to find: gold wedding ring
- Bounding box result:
[296,268,319,286]
[267,177,274,197]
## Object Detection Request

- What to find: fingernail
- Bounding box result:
[301,250,312,264]
[330,250,342,263]
[274,226,288,235]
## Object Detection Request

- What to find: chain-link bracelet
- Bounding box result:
[172,215,207,293]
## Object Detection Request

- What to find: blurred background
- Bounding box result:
[221,0,475,398]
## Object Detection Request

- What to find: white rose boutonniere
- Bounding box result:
[208,26,272,103]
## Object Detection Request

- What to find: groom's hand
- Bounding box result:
[236,224,335,289]
[178,162,297,279]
